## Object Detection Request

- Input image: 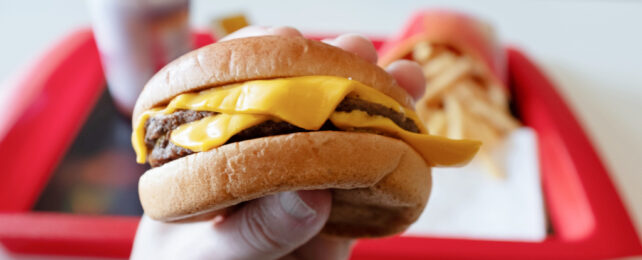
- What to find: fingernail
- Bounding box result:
[279,191,316,220]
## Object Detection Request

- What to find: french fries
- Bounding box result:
[412,41,433,63]
[487,83,508,109]
[421,51,457,78]
[411,40,519,178]
[453,81,519,133]
[418,56,472,107]
[444,93,465,140]
[425,111,447,136]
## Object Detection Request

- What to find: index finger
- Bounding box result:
[322,34,378,64]
[323,34,425,100]
[386,60,426,100]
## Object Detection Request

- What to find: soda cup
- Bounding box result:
[89,0,191,117]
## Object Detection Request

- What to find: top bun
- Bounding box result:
[132,36,414,123]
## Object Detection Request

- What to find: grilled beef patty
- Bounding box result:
[144,97,420,167]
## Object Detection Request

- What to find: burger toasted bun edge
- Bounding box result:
[135,36,432,237]
[132,35,415,124]
[139,131,431,237]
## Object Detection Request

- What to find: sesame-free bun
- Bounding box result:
[132,36,414,124]
[135,36,432,237]
[139,132,431,237]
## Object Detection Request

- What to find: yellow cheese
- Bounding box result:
[171,113,269,151]
[132,108,161,163]
[166,76,356,130]
[132,76,479,166]
[330,111,480,166]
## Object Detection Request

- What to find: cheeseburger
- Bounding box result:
[131,36,480,237]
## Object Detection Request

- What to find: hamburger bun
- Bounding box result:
[135,36,432,237]
[133,36,414,123]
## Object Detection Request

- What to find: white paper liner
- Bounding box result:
[404,128,547,242]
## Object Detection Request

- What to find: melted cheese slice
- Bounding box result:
[171,113,269,151]
[330,111,479,166]
[132,76,480,166]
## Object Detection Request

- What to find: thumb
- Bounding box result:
[214,190,332,260]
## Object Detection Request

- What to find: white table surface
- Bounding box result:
[1,0,641,241]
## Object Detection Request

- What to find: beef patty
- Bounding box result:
[144,97,420,167]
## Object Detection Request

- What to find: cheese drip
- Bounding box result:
[132,76,480,166]
[171,113,269,152]
[330,111,479,166]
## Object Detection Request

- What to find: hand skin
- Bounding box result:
[130,26,425,260]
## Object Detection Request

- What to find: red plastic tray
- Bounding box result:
[0,27,640,259]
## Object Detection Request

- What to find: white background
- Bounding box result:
[1,0,641,242]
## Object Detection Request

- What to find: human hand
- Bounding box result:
[130,26,425,260]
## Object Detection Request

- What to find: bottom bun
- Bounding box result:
[138,131,432,237]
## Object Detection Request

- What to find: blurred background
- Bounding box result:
[0,0,641,258]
